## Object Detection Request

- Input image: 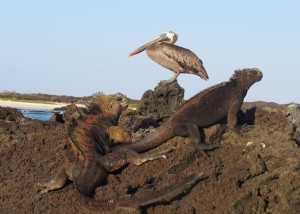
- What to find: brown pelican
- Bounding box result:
[128,31,209,84]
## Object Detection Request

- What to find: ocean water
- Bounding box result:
[20,108,63,121]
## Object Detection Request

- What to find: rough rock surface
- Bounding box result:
[135,81,184,120]
[284,103,300,127]
[284,103,300,146]
[0,103,300,213]
[0,107,24,122]
[119,81,184,136]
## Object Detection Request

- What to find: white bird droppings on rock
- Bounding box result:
[246,141,253,146]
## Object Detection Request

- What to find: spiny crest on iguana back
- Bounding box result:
[87,92,128,118]
[62,93,129,138]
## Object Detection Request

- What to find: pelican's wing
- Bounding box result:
[160,43,209,80]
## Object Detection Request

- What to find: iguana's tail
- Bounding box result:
[78,172,205,213]
[116,119,174,153]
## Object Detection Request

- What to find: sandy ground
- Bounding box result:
[0,100,83,110]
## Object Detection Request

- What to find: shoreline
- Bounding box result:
[0,100,77,110]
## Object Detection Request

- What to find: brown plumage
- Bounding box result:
[129,31,209,83]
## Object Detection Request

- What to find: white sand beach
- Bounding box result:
[0,100,80,110]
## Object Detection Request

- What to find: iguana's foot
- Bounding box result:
[36,179,66,194]
[238,124,253,132]
[101,147,175,172]
[132,147,175,165]
[229,124,253,134]
[35,163,74,194]
[194,143,219,157]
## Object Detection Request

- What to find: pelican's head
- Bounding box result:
[128,31,178,57]
[162,31,178,44]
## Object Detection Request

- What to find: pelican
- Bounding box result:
[128,31,209,84]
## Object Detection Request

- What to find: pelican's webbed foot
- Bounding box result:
[159,72,180,85]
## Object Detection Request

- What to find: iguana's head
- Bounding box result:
[87,92,128,118]
[231,68,263,91]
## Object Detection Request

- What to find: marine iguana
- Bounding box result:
[36,93,170,194]
[36,93,202,212]
[115,68,263,155]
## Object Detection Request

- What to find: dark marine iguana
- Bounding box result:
[36,93,203,212]
[115,68,263,155]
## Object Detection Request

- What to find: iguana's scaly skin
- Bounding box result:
[36,94,170,194]
[116,68,263,155]
[36,93,192,212]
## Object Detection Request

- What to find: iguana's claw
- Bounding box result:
[228,124,253,134]
[195,143,219,157]
[239,124,253,132]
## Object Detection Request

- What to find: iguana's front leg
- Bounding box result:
[228,101,252,133]
[100,147,174,172]
[186,123,219,156]
[36,162,76,193]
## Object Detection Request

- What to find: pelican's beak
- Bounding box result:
[128,33,168,57]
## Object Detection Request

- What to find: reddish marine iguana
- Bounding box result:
[36,93,202,212]
[115,68,263,155]
[36,93,171,194]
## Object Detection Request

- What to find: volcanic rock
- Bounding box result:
[284,103,300,145]
[118,81,184,134]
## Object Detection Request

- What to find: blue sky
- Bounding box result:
[1,1,299,103]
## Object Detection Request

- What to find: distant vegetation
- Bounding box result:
[0,91,140,106]
[263,107,278,113]
[0,97,56,104]
[0,91,89,104]
[128,103,139,109]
